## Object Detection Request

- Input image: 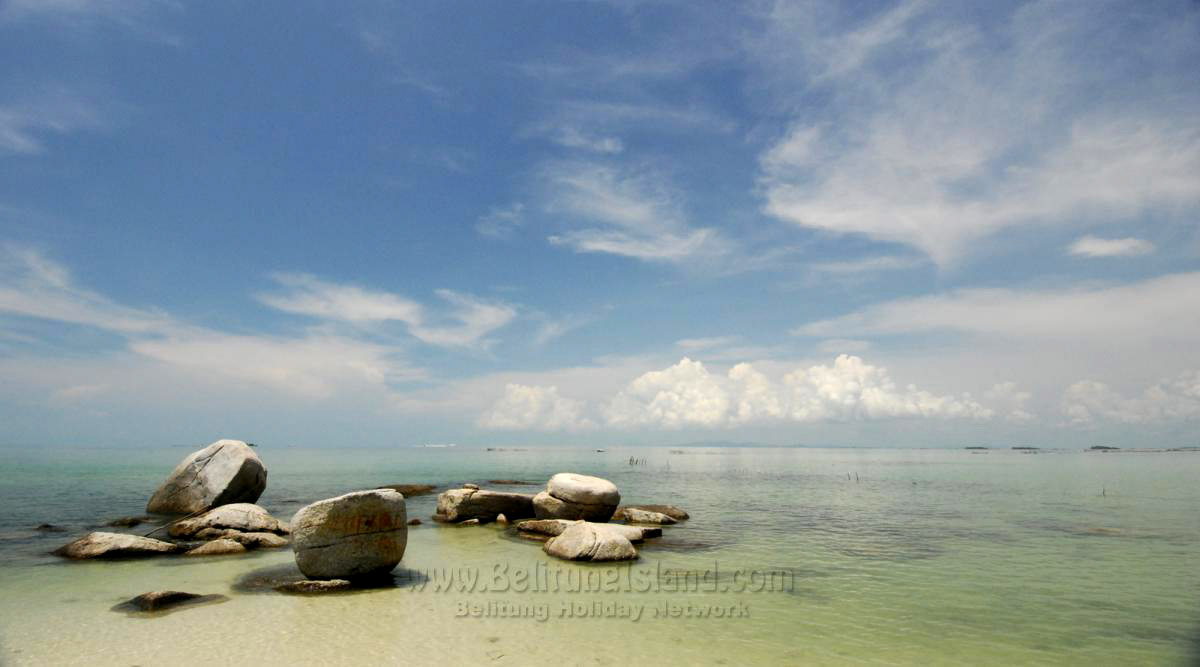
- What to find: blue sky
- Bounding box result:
[1,0,1198,448]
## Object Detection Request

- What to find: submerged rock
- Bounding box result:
[106,516,156,528]
[532,473,620,522]
[275,579,354,594]
[434,488,535,523]
[35,523,65,532]
[54,532,182,559]
[488,479,535,485]
[620,508,677,525]
[376,484,437,497]
[613,504,689,521]
[185,538,247,556]
[168,503,287,538]
[147,439,267,514]
[519,519,659,543]
[543,522,638,562]
[291,489,408,580]
[111,591,228,613]
[226,531,289,549]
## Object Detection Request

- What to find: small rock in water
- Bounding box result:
[35,523,65,532]
[462,483,480,490]
[112,591,229,614]
[487,479,534,485]
[54,532,183,559]
[226,532,288,549]
[376,484,437,497]
[407,518,422,526]
[613,504,689,521]
[496,513,508,525]
[459,518,481,526]
[185,538,247,556]
[621,508,677,525]
[275,579,354,594]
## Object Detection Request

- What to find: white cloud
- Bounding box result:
[0,87,108,155]
[258,275,516,348]
[1068,235,1156,258]
[1063,371,1200,424]
[479,383,592,431]
[602,355,992,429]
[544,162,726,262]
[985,381,1035,422]
[132,332,419,400]
[476,203,525,239]
[755,2,1200,264]
[549,126,624,154]
[675,336,740,351]
[0,245,173,333]
[794,272,1200,347]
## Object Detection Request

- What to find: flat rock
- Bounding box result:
[533,491,617,522]
[226,532,288,549]
[543,522,638,562]
[435,488,535,523]
[147,439,267,514]
[275,579,354,594]
[168,503,287,538]
[111,591,229,614]
[519,520,659,542]
[185,538,247,556]
[376,484,437,497]
[54,532,182,559]
[613,504,689,521]
[291,489,407,580]
[620,508,677,525]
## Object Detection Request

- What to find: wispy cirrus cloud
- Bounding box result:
[258,274,517,349]
[543,161,728,262]
[0,87,112,155]
[753,1,1200,264]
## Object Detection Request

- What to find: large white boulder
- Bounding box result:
[147,440,267,514]
[532,473,620,522]
[291,489,407,580]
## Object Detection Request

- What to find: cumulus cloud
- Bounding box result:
[984,381,1035,422]
[603,355,992,429]
[480,383,592,431]
[754,1,1200,264]
[1063,371,1200,424]
[1067,235,1155,258]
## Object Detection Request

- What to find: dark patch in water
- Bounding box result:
[232,563,428,595]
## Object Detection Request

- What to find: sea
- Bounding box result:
[0,445,1197,665]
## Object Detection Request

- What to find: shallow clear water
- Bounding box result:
[0,446,1197,665]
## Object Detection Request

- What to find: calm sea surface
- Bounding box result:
[0,446,1197,665]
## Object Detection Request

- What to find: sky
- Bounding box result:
[1,0,1198,448]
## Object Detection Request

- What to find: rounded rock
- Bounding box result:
[291,489,407,580]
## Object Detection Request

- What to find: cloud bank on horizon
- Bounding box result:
[0,1,1197,447]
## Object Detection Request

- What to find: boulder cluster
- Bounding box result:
[51,438,692,606]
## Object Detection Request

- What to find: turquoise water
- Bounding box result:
[0,446,1197,665]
